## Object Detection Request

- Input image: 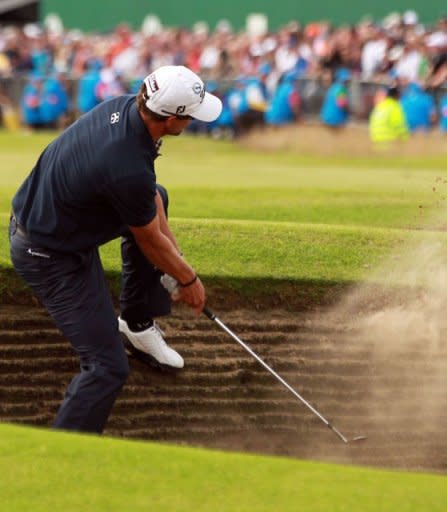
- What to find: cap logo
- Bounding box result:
[192,82,203,95]
[147,73,159,94]
[176,106,186,115]
[192,83,206,104]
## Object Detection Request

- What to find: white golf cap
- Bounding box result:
[143,65,222,122]
[403,10,418,25]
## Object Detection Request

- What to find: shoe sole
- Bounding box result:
[121,334,183,373]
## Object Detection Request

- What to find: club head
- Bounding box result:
[350,436,367,443]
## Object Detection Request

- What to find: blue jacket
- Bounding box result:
[213,91,235,128]
[401,84,436,132]
[77,70,101,114]
[21,83,42,125]
[40,78,68,123]
[265,77,299,125]
[439,95,447,132]
[320,82,349,126]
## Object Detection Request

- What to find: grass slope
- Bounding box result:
[99,218,447,281]
[0,423,445,512]
[1,131,447,302]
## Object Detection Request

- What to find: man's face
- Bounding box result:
[164,116,192,136]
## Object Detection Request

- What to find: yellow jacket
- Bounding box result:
[369,97,409,143]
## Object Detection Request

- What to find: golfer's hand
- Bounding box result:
[172,277,205,314]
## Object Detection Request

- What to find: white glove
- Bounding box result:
[160,273,179,295]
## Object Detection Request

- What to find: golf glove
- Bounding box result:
[160,273,179,294]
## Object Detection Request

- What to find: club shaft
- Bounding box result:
[203,308,348,443]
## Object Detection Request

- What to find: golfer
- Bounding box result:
[9,66,222,434]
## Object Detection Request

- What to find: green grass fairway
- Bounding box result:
[2,132,445,228]
[1,130,447,302]
[0,423,445,512]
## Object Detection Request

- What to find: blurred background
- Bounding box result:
[0,0,446,141]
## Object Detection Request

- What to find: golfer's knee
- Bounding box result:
[87,354,130,388]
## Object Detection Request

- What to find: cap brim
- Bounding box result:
[190,92,222,122]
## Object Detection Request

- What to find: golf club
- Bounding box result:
[203,306,367,444]
[160,274,366,443]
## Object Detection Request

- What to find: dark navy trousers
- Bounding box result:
[120,184,171,321]
[9,185,171,434]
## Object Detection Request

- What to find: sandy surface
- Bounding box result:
[1,302,445,473]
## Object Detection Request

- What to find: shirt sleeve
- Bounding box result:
[104,168,157,227]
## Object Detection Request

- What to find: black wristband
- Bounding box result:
[180,274,198,287]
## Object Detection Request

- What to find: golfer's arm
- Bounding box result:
[129,215,195,284]
[155,189,180,253]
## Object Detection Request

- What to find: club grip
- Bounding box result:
[202,306,216,320]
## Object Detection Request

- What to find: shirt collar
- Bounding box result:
[129,100,158,160]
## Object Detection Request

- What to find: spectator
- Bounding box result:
[0,50,11,77]
[200,35,221,71]
[320,68,351,127]
[31,33,52,74]
[425,29,447,89]
[400,82,437,131]
[275,29,300,74]
[320,25,360,74]
[265,70,301,126]
[394,35,423,82]
[2,12,447,133]
[106,23,132,65]
[439,93,447,132]
[402,10,419,29]
[361,25,388,79]
[369,85,409,143]
[0,88,19,130]
[227,68,270,135]
[21,73,44,129]
[210,93,236,138]
[212,48,235,80]
[95,68,127,102]
[77,60,102,114]
[40,74,69,128]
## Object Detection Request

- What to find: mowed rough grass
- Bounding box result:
[1,130,447,290]
[0,423,446,512]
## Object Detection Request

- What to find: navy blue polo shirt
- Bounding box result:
[12,95,158,252]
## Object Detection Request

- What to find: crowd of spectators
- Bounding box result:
[0,10,446,133]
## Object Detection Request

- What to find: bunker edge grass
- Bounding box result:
[0,423,446,512]
[1,131,447,304]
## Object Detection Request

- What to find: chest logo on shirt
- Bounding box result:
[110,112,120,124]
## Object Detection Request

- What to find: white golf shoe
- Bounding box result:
[118,317,184,370]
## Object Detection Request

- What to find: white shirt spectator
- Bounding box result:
[299,43,313,62]
[394,50,422,81]
[361,39,387,79]
[199,45,220,70]
[275,45,298,73]
[112,46,139,75]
